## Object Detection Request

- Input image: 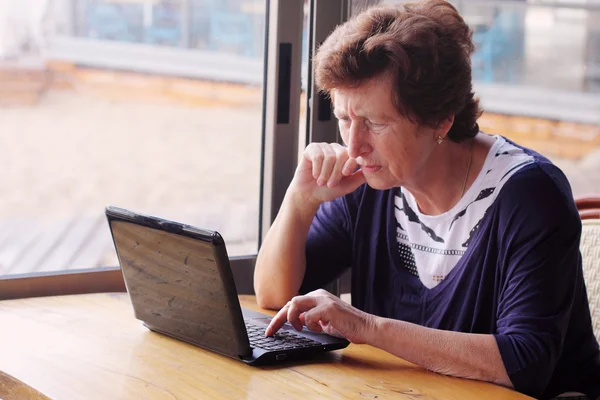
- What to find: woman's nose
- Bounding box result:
[347,123,369,159]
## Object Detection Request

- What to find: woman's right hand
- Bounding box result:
[289,142,366,208]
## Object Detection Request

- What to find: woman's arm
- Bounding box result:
[254,142,365,309]
[266,290,512,387]
[369,316,512,387]
[253,190,318,310]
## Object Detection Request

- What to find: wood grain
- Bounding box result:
[0,268,125,300]
[111,220,250,360]
[0,293,531,400]
[0,370,50,400]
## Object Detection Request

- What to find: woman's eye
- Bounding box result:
[367,121,386,131]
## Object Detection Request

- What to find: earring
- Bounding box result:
[436,136,444,145]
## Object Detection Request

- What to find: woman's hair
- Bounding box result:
[314,0,481,142]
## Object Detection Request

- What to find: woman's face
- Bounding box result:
[333,75,439,190]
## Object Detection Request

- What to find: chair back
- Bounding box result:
[576,196,600,220]
[581,219,600,343]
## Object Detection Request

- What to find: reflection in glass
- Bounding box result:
[367,0,600,94]
[75,0,266,57]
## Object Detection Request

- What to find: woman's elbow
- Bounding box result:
[254,281,295,310]
[255,290,289,310]
[254,271,300,309]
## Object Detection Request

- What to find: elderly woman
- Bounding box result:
[253,0,600,398]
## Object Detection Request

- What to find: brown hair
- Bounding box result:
[314,0,482,142]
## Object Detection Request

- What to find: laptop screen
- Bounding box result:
[109,219,250,358]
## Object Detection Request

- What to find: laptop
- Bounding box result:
[105,205,349,365]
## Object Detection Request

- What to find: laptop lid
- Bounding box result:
[105,205,252,360]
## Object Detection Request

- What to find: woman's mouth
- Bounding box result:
[361,165,382,173]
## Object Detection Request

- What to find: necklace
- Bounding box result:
[460,139,474,199]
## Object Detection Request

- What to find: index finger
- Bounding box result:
[265,303,290,336]
[265,296,319,336]
[342,157,359,176]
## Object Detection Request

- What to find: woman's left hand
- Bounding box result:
[264,289,376,344]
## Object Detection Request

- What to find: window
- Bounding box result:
[0,0,268,277]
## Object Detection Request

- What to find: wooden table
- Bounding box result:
[0,293,531,400]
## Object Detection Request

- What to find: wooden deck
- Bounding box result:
[0,205,259,276]
[0,214,114,276]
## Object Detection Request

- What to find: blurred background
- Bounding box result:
[0,0,599,277]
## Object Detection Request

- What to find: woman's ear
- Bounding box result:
[438,114,455,136]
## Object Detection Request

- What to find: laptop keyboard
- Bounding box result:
[245,322,321,351]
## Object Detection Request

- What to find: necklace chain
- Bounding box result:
[460,140,474,199]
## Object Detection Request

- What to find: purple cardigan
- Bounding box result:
[301,152,600,399]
